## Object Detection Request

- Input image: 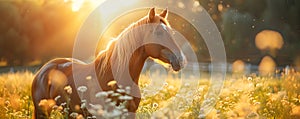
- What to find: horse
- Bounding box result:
[31,8,186,118]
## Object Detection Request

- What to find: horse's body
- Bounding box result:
[32,8,185,118]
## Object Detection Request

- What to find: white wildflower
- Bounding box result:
[105,98,112,103]
[81,100,86,109]
[125,86,131,94]
[247,77,253,81]
[70,112,78,118]
[54,95,61,101]
[64,85,72,94]
[77,86,87,93]
[109,102,116,106]
[152,103,158,108]
[81,99,87,103]
[112,93,121,97]
[87,116,96,119]
[89,104,102,110]
[123,108,128,112]
[81,103,86,109]
[118,85,123,89]
[116,89,125,93]
[95,92,108,98]
[64,107,69,113]
[111,109,122,117]
[119,95,133,100]
[198,114,206,119]
[107,91,114,95]
[60,102,67,106]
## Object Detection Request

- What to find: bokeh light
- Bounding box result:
[259,56,276,76]
[255,30,284,56]
[232,59,245,74]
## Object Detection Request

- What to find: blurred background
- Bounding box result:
[0,0,299,74]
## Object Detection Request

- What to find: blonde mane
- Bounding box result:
[95,13,171,80]
[95,16,150,77]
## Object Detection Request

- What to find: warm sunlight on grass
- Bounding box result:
[1,70,300,118]
[0,72,34,118]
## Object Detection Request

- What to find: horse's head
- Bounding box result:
[143,8,186,71]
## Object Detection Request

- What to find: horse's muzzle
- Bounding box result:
[170,52,187,71]
[160,49,187,71]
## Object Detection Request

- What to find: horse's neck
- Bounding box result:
[128,47,147,83]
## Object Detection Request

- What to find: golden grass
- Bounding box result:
[0,71,299,118]
[0,71,34,119]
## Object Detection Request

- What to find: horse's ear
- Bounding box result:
[160,8,168,19]
[148,7,155,22]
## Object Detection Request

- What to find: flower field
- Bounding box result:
[0,70,300,119]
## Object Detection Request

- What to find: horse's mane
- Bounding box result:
[95,16,150,77]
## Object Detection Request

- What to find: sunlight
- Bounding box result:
[97,0,138,26]
[65,0,137,17]
[88,0,106,9]
[68,0,106,12]
[71,0,84,12]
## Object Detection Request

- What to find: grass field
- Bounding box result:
[0,70,300,119]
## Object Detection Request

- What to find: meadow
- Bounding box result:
[0,70,300,119]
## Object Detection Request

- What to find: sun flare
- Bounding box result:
[67,0,106,12]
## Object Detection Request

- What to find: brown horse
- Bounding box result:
[32,8,186,118]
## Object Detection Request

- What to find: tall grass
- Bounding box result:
[0,71,34,119]
[0,70,299,118]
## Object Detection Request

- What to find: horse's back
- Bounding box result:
[33,58,80,97]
